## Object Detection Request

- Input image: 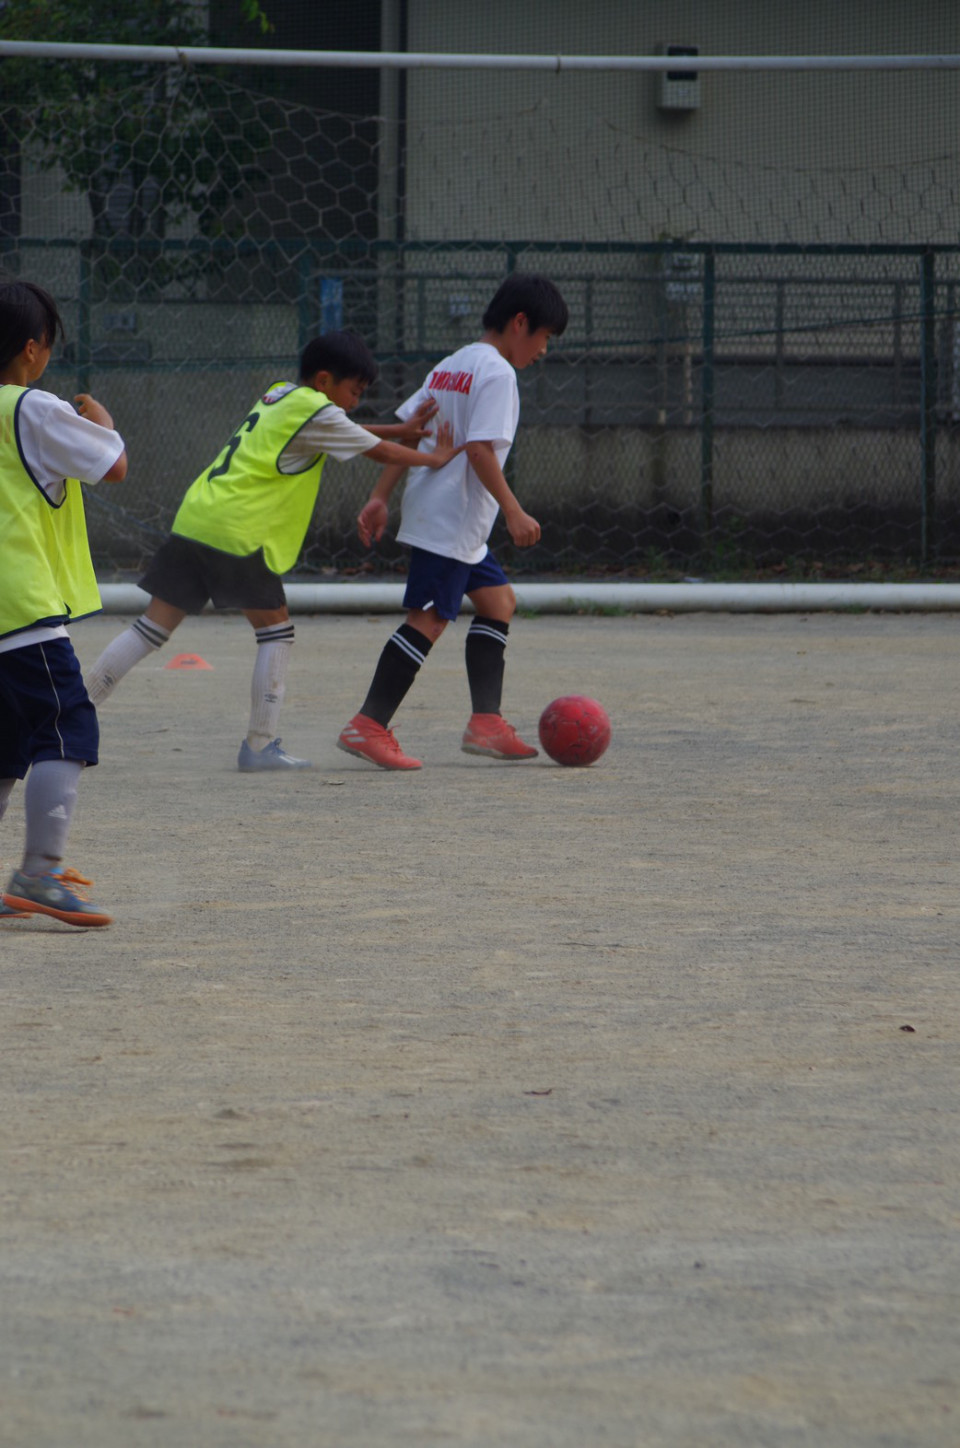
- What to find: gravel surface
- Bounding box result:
[2,609,958,1448]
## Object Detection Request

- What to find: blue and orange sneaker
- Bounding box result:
[3,867,112,928]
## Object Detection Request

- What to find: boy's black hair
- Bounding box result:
[0,280,65,371]
[299,330,379,386]
[482,273,569,336]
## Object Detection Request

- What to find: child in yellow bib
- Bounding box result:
[0,280,127,927]
[87,331,458,771]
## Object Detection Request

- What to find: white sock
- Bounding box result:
[86,615,171,704]
[247,624,294,750]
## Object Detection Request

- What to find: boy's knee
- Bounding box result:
[407,608,447,643]
[471,584,516,623]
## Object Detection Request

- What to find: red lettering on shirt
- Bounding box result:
[428,369,473,396]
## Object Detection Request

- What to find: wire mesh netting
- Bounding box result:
[2,2,960,579]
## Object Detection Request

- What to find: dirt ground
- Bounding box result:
[2,608,959,1448]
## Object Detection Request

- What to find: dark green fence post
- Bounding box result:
[76,241,92,397]
[920,249,937,563]
[296,249,312,354]
[700,247,716,545]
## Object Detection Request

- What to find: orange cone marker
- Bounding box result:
[164,653,213,671]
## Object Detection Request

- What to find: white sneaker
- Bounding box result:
[237,738,312,772]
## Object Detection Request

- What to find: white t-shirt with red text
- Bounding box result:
[396,340,519,566]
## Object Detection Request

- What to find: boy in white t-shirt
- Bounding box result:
[337,273,569,770]
[0,280,127,926]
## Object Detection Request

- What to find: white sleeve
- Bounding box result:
[396,383,431,424]
[278,403,379,469]
[18,390,125,496]
[464,371,518,450]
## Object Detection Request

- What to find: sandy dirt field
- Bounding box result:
[1,608,959,1448]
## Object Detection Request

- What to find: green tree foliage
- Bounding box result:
[0,1,273,243]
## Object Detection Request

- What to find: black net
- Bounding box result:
[2,4,959,578]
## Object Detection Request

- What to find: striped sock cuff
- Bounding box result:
[255,623,295,646]
[467,617,509,647]
[390,623,432,667]
[132,615,171,650]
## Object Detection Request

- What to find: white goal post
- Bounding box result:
[2,39,960,71]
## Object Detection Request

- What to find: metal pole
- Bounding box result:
[700,249,716,545]
[3,40,960,72]
[920,250,937,563]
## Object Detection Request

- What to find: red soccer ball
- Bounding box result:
[538,695,611,767]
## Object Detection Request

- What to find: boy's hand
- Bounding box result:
[423,419,462,470]
[396,397,439,444]
[358,497,389,547]
[504,504,541,548]
[75,394,115,429]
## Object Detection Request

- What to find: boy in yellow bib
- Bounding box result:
[87,331,456,770]
[0,280,127,927]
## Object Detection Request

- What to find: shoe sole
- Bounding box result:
[461,741,538,760]
[336,738,422,770]
[237,762,312,772]
[2,894,112,928]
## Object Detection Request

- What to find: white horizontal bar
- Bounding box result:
[2,40,959,72]
[95,581,960,615]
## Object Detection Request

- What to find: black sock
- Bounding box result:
[360,624,433,727]
[465,616,508,715]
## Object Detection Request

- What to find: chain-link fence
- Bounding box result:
[2,45,960,578]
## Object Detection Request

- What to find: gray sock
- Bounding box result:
[22,759,84,875]
[0,777,15,826]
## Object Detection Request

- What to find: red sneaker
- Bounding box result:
[461,713,539,760]
[337,713,422,770]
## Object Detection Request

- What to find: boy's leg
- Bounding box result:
[4,755,110,925]
[360,608,445,727]
[464,582,515,714]
[339,546,475,771]
[337,609,443,771]
[88,534,213,705]
[0,641,111,927]
[86,596,183,705]
[0,777,27,918]
[461,581,537,760]
[21,757,83,874]
[0,776,15,823]
[237,607,311,771]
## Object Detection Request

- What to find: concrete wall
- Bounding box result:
[79,355,960,568]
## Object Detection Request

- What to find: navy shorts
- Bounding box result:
[139,535,287,614]
[402,547,510,621]
[0,638,99,779]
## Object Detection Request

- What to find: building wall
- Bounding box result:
[402,1,960,246]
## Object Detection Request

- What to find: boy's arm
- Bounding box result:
[363,397,438,446]
[75,393,128,482]
[355,420,459,546]
[358,461,407,547]
[466,439,540,547]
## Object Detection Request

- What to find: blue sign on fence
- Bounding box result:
[320,277,344,332]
